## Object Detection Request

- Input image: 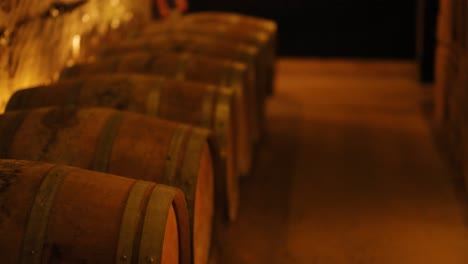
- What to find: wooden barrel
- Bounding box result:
[183,12,277,35]
[142,17,276,97]
[0,159,190,264]
[182,11,277,95]
[6,74,241,220]
[99,34,265,127]
[61,52,259,170]
[0,107,217,264]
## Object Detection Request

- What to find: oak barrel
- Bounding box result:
[6,74,241,219]
[60,52,258,172]
[183,12,277,35]
[0,107,218,264]
[0,159,190,264]
[142,17,276,97]
[99,34,266,126]
[182,11,277,95]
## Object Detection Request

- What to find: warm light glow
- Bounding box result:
[0,37,7,46]
[1,0,154,112]
[72,35,81,60]
[111,18,121,29]
[82,13,90,23]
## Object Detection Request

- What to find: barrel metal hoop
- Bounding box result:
[0,111,29,158]
[116,180,152,263]
[180,129,207,221]
[214,90,233,154]
[165,125,190,184]
[224,62,245,101]
[91,112,124,172]
[20,165,72,264]
[200,85,217,128]
[146,80,163,116]
[138,184,177,264]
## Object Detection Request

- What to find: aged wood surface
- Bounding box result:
[0,0,151,111]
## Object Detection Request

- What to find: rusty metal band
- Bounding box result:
[200,85,217,128]
[0,111,29,158]
[180,129,208,222]
[175,54,190,81]
[116,180,152,263]
[214,90,233,155]
[146,79,163,116]
[138,184,177,264]
[238,48,259,93]
[20,165,72,264]
[165,124,190,184]
[224,62,245,102]
[66,79,87,106]
[91,112,124,172]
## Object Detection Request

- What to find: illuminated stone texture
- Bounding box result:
[0,0,152,111]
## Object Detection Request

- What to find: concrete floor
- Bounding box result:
[215,59,468,263]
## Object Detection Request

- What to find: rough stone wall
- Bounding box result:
[0,0,152,111]
[435,0,468,182]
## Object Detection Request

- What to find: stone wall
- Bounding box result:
[434,0,468,183]
[0,0,153,111]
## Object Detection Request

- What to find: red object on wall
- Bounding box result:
[156,0,188,17]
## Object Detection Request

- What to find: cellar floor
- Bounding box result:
[215,59,468,263]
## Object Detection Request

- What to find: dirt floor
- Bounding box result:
[214,59,468,263]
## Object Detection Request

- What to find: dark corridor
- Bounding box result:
[190,0,418,58]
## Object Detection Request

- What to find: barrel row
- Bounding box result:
[0,11,277,264]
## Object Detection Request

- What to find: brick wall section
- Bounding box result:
[0,0,152,111]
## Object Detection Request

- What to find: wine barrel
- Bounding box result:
[183,12,277,35]
[61,51,259,168]
[6,74,241,218]
[0,159,190,264]
[0,107,218,264]
[142,17,275,97]
[99,34,265,127]
[182,11,277,95]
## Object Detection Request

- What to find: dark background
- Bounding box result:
[188,0,418,58]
